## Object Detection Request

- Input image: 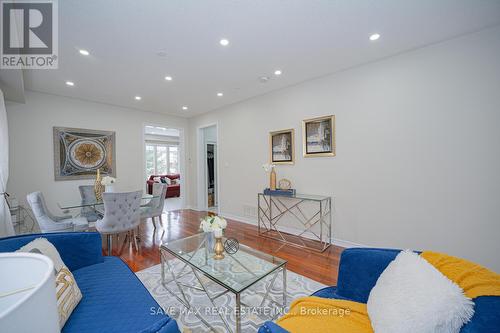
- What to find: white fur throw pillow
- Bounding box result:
[367,250,474,333]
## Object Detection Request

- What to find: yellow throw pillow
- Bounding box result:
[17,238,82,328]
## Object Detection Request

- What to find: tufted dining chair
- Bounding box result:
[26,191,89,233]
[78,185,100,222]
[95,191,142,256]
[140,183,167,230]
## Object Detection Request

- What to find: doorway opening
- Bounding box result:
[206,143,217,211]
[143,125,184,212]
[197,124,219,213]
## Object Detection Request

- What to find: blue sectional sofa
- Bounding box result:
[259,248,500,333]
[0,232,180,333]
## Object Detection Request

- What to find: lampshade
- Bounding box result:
[0,252,59,333]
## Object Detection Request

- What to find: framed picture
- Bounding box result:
[302,115,335,157]
[269,129,295,164]
[53,127,116,180]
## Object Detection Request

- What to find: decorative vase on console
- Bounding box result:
[262,163,277,190]
[199,215,228,258]
[270,167,277,190]
[94,169,104,201]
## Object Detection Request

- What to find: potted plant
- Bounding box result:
[101,176,117,193]
[200,215,227,258]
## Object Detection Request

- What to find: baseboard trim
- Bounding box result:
[184,205,202,211]
[220,211,368,249]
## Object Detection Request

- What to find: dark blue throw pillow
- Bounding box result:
[160,177,167,184]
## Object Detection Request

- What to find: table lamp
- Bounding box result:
[0,252,59,333]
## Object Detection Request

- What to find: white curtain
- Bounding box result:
[0,89,15,237]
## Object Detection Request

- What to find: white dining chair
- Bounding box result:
[140,183,167,230]
[95,191,142,256]
[78,185,100,222]
[26,191,88,233]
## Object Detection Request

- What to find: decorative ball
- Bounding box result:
[224,238,239,254]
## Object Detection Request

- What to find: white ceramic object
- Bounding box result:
[0,252,59,333]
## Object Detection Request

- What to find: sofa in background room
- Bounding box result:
[146,174,180,198]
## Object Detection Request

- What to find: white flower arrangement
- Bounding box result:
[200,215,227,237]
[262,163,276,173]
[101,176,116,186]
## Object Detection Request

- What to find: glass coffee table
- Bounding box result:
[160,233,287,333]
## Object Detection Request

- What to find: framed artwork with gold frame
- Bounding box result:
[53,127,116,180]
[302,115,335,157]
[269,129,295,164]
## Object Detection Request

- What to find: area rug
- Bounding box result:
[136,259,326,332]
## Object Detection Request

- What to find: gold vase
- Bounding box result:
[270,168,277,190]
[94,169,104,201]
[213,237,225,260]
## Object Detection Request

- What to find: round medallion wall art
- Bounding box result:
[68,139,106,169]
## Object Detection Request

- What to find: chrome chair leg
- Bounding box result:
[133,229,139,252]
[107,234,112,256]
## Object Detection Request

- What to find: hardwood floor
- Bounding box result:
[111,209,344,286]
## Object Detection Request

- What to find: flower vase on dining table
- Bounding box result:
[94,169,104,201]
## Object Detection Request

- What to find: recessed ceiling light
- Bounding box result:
[219,39,229,46]
[79,49,90,56]
[182,106,188,110]
[135,96,142,101]
[259,76,270,83]
[274,69,282,76]
[165,76,173,81]
[65,81,74,86]
[369,33,380,41]
[217,92,223,97]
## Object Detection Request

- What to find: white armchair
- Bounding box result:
[26,191,88,233]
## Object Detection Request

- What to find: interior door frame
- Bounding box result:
[142,123,186,209]
[205,142,217,208]
[197,123,220,214]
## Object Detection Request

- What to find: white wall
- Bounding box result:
[188,27,500,271]
[6,91,188,213]
[203,125,217,143]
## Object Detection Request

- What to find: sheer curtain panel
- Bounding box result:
[0,89,15,236]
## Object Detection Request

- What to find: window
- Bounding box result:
[169,146,178,173]
[145,145,155,176]
[157,146,168,174]
[145,144,180,176]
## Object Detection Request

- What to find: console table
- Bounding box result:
[258,192,332,252]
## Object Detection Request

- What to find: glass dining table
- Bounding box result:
[58,194,159,215]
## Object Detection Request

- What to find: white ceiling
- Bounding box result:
[22,0,500,117]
